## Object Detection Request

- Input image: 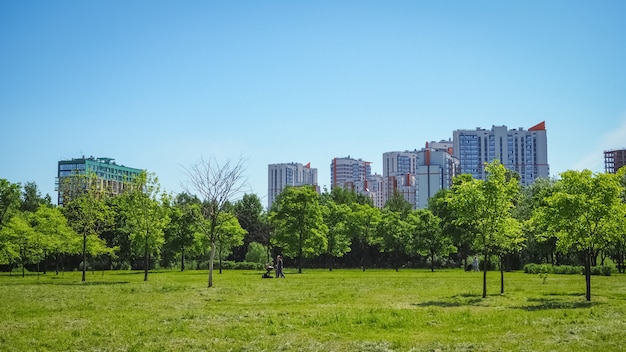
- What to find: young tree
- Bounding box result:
[270,186,328,273]
[28,206,79,275]
[120,171,169,281]
[410,209,455,272]
[448,160,520,298]
[63,174,114,282]
[213,211,246,273]
[182,156,247,287]
[532,169,626,301]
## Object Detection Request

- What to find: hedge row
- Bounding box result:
[523,263,614,276]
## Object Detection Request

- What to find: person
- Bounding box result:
[473,256,479,272]
[275,255,285,278]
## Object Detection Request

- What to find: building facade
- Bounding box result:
[452,121,549,185]
[382,151,419,208]
[330,156,383,205]
[267,162,318,209]
[604,149,626,174]
[56,156,143,206]
[416,142,460,209]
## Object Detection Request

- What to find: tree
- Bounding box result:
[63,174,114,282]
[232,194,265,262]
[448,160,520,298]
[21,181,49,213]
[183,156,247,287]
[1,214,38,277]
[320,193,352,271]
[270,186,328,273]
[348,202,382,271]
[0,179,21,230]
[120,171,169,281]
[410,209,455,272]
[532,169,626,301]
[213,211,246,273]
[378,209,412,271]
[162,193,202,271]
[28,206,79,275]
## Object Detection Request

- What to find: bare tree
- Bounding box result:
[182,156,247,287]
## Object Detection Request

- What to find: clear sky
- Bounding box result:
[1,1,625,207]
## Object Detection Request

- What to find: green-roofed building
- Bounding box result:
[56,156,143,205]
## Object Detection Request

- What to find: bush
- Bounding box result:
[219,260,264,270]
[523,263,614,276]
[245,242,268,265]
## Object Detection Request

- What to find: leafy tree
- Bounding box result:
[384,190,413,217]
[516,178,557,265]
[213,211,246,273]
[410,209,455,272]
[448,160,520,298]
[0,179,21,230]
[532,169,626,301]
[245,241,268,265]
[120,171,169,281]
[320,193,352,271]
[233,193,265,261]
[2,214,38,277]
[270,186,328,273]
[162,193,202,271]
[29,206,79,275]
[429,188,475,269]
[348,202,382,271]
[378,209,412,271]
[182,156,247,287]
[63,174,114,281]
[21,181,49,213]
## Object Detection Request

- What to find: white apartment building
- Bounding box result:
[330,156,383,204]
[382,151,419,208]
[416,142,460,209]
[267,162,318,209]
[452,121,549,185]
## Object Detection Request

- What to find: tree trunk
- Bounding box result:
[55,252,59,275]
[82,233,87,282]
[181,246,185,272]
[144,237,149,282]
[585,250,591,301]
[482,252,488,298]
[431,252,435,272]
[208,241,216,287]
[500,255,504,294]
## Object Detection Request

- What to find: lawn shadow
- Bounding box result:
[414,293,483,307]
[515,297,596,311]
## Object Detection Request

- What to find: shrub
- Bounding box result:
[245,242,268,265]
[524,264,614,276]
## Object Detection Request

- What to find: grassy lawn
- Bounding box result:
[1,268,625,351]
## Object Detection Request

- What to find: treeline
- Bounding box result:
[1,160,625,300]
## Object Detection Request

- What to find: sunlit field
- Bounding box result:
[1,268,625,351]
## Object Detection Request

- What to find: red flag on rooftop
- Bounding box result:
[305,162,310,168]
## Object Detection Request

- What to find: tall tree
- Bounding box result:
[0,179,21,230]
[410,209,455,272]
[321,192,352,271]
[28,206,80,275]
[270,186,328,273]
[348,202,382,271]
[448,160,520,298]
[378,209,412,271]
[21,181,49,213]
[532,169,626,301]
[163,192,202,271]
[233,193,265,261]
[182,156,247,287]
[121,171,169,281]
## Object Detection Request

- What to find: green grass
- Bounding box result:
[1,269,625,351]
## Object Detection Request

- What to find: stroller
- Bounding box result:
[262,264,274,278]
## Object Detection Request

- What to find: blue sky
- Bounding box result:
[1,1,625,207]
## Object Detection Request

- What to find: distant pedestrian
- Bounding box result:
[275,255,285,278]
[473,256,479,272]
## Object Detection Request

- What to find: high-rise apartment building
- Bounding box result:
[382,151,419,208]
[330,156,382,205]
[452,121,549,185]
[56,156,143,206]
[416,142,460,209]
[604,148,626,174]
[267,162,318,209]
